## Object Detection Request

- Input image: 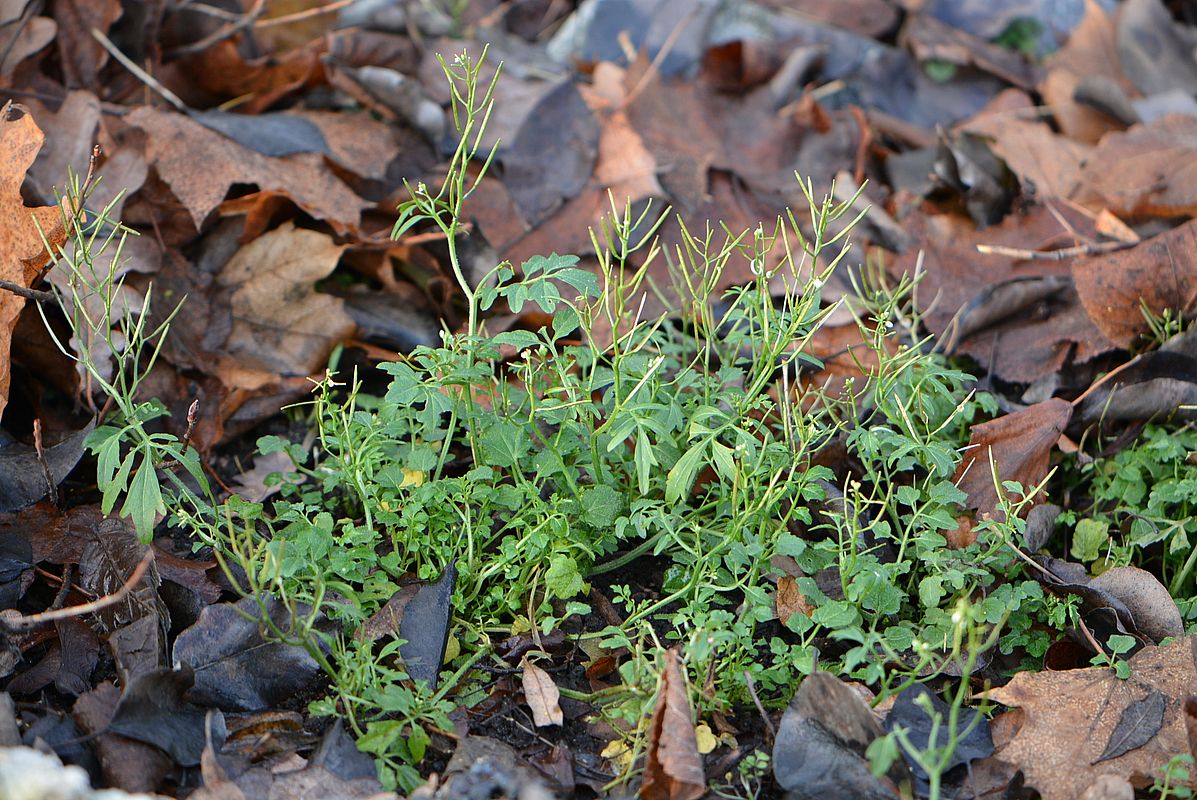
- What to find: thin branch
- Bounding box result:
[33,419,57,506]
[0,279,54,303]
[0,549,154,631]
[974,240,1133,261]
[90,27,188,111]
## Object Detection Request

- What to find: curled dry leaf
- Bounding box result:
[521,656,564,728]
[127,106,371,234]
[641,647,704,800]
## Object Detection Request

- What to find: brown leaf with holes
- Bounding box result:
[985,636,1196,800]
[0,103,66,422]
[642,647,704,800]
[127,106,370,234]
[521,656,563,728]
[1072,219,1197,348]
[955,398,1073,519]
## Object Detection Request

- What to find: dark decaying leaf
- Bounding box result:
[0,532,32,607]
[955,398,1073,518]
[189,110,330,158]
[79,517,169,680]
[398,562,456,689]
[1094,689,1166,764]
[773,671,905,800]
[641,647,705,800]
[949,276,1071,351]
[53,617,99,696]
[174,594,328,712]
[438,736,554,800]
[108,664,225,767]
[0,422,92,513]
[1184,695,1197,763]
[73,681,173,794]
[1074,352,1197,427]
[884,684,993,779]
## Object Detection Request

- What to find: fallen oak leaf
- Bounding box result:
[984,635,1197,800]
[0,102,67,422]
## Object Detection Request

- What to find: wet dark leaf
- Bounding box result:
[398,562,456,689]
[0,422,92,513]
[1094,689,1165,764]
[773,672,904,799]
[108,665,225,767]
[174,594,328,712]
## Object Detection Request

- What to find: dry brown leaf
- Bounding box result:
[1077,115,1197,219]
[895,206,1112,383]
[1072,219,1197,348]
[0,5,55,85]
[0,103,66,422]
[955,398,1073,519]
[1041,0,1136,143]
[216,222,355,376]
[963,91,1091,199]
[642,647,704,800]
[775,575,814,627]
[986,636,1197,800]
[127,106,370,234]
[521,656,564,728]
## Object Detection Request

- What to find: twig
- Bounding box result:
[159,399,200,471]
[90,27,189,111]
[254,0,357,29]
[622,7,696,108]
[0,549,154,631]
[0,279,54,303]
[974,240,1133,261]
[165,0,267,59]
[32,419,57,506]
[743,670,776,740]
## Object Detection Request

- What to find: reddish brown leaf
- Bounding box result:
[521,656,564,728]
[1072,219,1197,348]
[0,103,66,422]
[955,398,1073,518]
[642,647,705,800]
[775,575,814,627]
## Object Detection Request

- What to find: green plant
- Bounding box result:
[36,165,205,540]
[866,599,999,800]
[1061,424,1197,603]
[24,47,1089,794]
[1153,753,1195,799]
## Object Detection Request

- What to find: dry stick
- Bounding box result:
[621,7,696,109]
[32,419,57,506]
[743,670,777,740]
[0,549,154,631]
[165,0,267,58]
[0,279,54,302]
[254,0,357,29]
[90,27,189,111]
[974,240,1133,261]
